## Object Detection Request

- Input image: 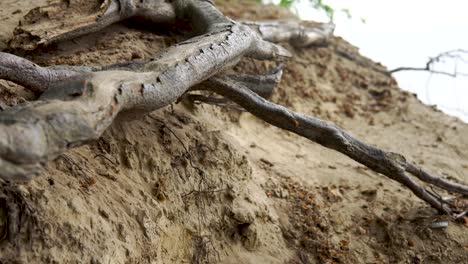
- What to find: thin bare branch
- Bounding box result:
[389,49,468,77]
[406,163,468,195]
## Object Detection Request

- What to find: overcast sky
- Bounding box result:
[265,0,468,122]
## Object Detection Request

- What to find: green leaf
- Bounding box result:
[279,0,295,8]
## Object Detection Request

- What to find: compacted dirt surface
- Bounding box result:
[0,0,467,263]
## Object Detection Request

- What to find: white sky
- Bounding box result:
[265,0,468,122]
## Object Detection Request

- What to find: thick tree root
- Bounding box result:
[241,20,335,48]
[0,0,293,181]
[10,0,176,50]
[0,0,466,215]
[0,52,92,93]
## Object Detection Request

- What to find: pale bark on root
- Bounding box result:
[9,0,176,50]
[0,0,307,182]
[0,52,93,93]
[241,20,335,48]
[0,0,467,215]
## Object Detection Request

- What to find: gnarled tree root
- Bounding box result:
[0,0,466,216]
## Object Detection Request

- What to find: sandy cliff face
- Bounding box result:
[0,1,467,263]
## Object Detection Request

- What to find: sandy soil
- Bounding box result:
[0,0,467,263]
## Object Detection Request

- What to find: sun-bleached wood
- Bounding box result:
[0,0,466,215]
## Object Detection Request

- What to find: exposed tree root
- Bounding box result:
[0,0,466,216]
[198,75,467,215]
[10,0,176,50]
[241,20,335,48]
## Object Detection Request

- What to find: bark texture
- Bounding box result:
[0,0,466,216]
[198,76,467,214]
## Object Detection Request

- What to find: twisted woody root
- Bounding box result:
[0,0,466,216]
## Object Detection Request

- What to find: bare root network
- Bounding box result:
[0,0,467,217]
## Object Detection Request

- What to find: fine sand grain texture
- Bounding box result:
[0,0,467,263]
